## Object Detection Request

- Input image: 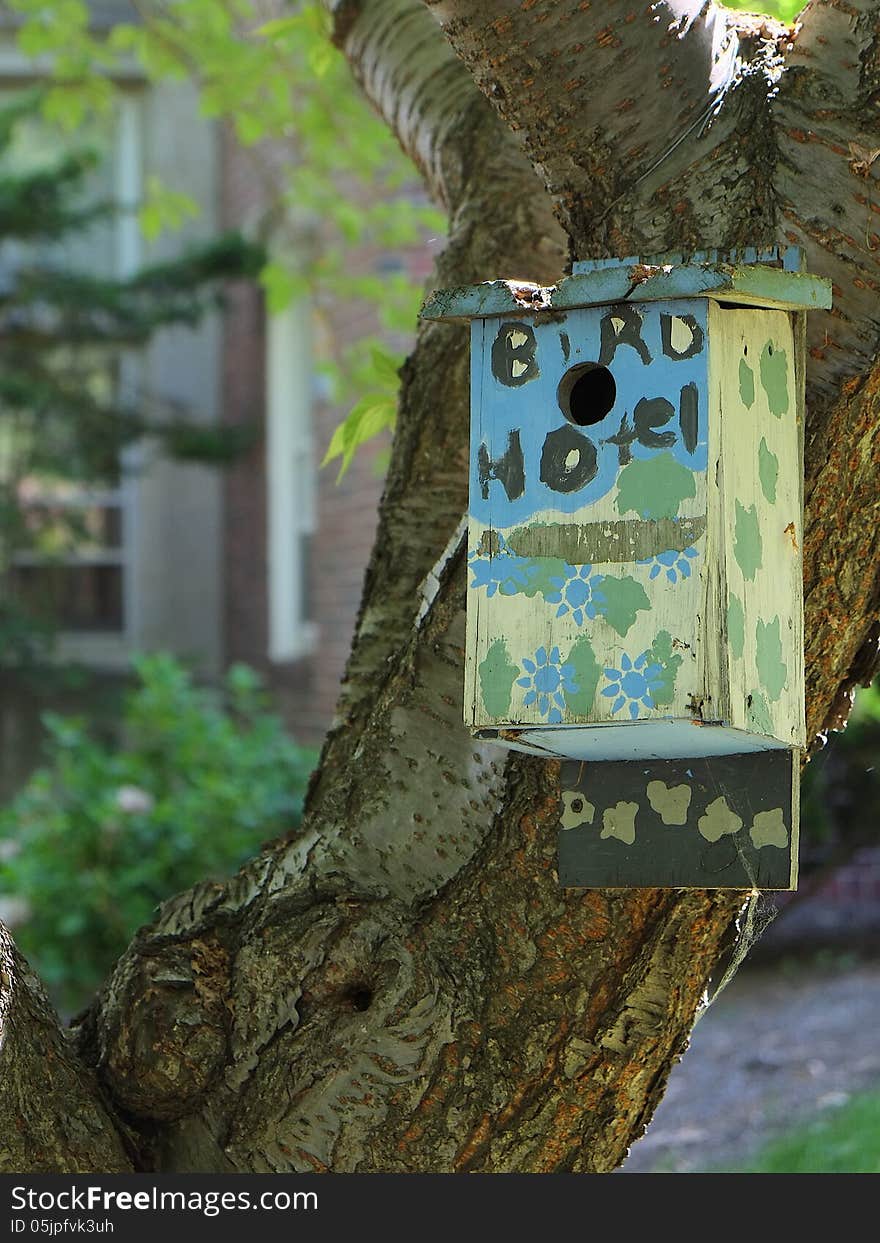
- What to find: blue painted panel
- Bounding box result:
[469,300,708,529]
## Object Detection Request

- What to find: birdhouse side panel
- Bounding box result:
[704,304,805,747]
[465,301,711,731]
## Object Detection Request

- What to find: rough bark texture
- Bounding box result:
[1,0,879,1173]
[0,925,132,1172]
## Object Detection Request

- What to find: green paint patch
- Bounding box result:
[615,451,696,521]
[758,438,779,504]
[513,557,568,598]
[734,501,762,581]
[564,635,601,715]
[760,340,789,417]
[747,688,774,736]
[479,639,518,718]
[739,357,755,409]
[598,575,651,637]
[648,630,683,706]
[727,594,745,660]
[756,615,787,702]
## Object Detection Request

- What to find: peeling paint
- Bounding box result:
[506,515,706,563]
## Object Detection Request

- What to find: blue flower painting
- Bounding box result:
[517,645,578,724]
[601,651,664,720]
[546,564,606,626]
[638,546,698,584]
[468,536,539,598]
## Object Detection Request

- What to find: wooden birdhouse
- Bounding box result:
[421,248,831,890]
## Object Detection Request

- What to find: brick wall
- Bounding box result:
[218,125,434,746]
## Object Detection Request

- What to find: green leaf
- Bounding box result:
[648,630,683,707]
[234,111,267,146]
[513,557,568,598]
[739,357,755,409]
[760,340,789,417]
[616,451,697,521]
[756,615,787,703]
[369,344,401,389]
[596,575,651,638]
[747,688,774,736]
[138,175,200,241]
[308,40,336,79]
[758,437,778,504]
[322,394,396,479]
[734,500,763,582]
[259,260,309,313]
[254,17,302,38]
[564,636,601,716]
[479,639,518,718]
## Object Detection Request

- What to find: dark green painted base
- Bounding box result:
[557,750,798,889]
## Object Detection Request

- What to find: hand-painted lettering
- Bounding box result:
[540,425,599,493]
[679,382,699,453]
[633,396,676,449]
[661,312,704,360]
[491,321,539,387]
[598,306,652,367]
[478,430,525,501]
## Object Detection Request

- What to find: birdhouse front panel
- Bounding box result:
[465,299,712,754]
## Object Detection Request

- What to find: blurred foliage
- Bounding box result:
[0,654,316,1011]
[801,681,880,858]
[727,1,804,19]
[0,91,265,663]
[8,0,449,476]
[738,1089,880,1172]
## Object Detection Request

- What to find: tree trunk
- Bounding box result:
[1,0,879,1173]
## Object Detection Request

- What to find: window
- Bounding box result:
[0,90,142,658]
[266,301,316,662]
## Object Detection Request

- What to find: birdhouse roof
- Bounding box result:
[420,246,831,321]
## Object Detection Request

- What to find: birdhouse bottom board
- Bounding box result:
[557,748,798,889]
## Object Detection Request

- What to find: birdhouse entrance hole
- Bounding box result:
[557,363,616,427]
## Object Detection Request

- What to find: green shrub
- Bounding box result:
[0,653,316,1010]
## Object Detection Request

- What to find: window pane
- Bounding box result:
[0,96,117,280]
[16,502,123,557]
[12,564,124,632]
[299,531,313,625]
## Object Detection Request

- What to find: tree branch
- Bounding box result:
[420,0,742,245]
[0,923,132,1173]
[775,0,880,406]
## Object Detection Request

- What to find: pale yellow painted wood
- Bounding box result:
[703,304,805,748]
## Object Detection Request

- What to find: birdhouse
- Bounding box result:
[421,248,831,890]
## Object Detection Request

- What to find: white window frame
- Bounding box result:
[266,300,317,663]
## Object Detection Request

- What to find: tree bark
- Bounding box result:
[1,0,879,1173]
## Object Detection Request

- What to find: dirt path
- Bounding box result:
[622,954,880,1172]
